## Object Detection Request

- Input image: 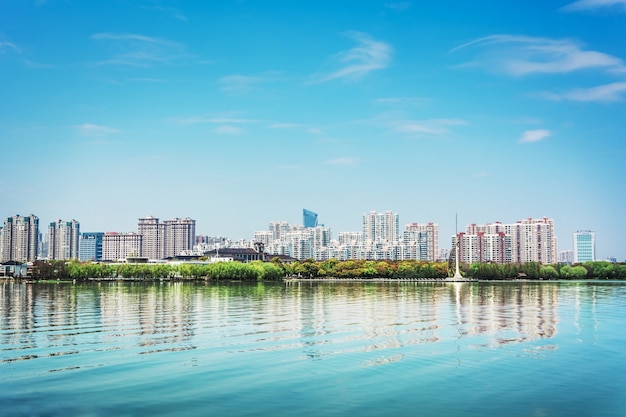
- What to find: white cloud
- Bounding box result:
[267,123,302,129]
[219,74,263,93]
[539,82,626,102]
[312,32,392,83]
[324,157,358,166]
[75,123,120,136]
[392,118,466,135]
[174,113,261,125]
[452,34,625,76]
[91,33,186,66]
[215,125,243,135]
[518,129,551,144]
[562,0,626,12]
[0,40,20,54]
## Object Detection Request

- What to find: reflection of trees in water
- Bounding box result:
[1,281,621,366]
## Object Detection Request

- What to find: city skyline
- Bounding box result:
[2,1,625,260]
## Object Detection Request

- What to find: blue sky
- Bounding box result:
[2,0,625,260]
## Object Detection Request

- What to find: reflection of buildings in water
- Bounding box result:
[99,283,196,352]
[451,283,559,346]
[287,283,444,360]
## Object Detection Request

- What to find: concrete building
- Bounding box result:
[102,232,142,262]
[454,217,557,264]
[163,217,196,259]
[137,216,196,259]
[363,211,399,243]
[404,222,439,262]
[0,214,39,262]
[79,232,104,261]
[573,230,595,263]
[47,219,80,260]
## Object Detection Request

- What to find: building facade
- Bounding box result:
[363,211,399,243]
[0,214,39,262]
[303,209,318,228]
[137,216,196,259]
[573,230,595,263]
[454,217,557,264]
[47,219,80,260]
[102,232,142,262]
[79,232,104,261]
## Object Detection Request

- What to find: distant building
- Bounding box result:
[404,222,439,262]
[47,219,80,260]
[102,232,142,262]
[573,230,595,263]
[454,217,557,264]
[558,250,574,265]
[137,216,196,259]
[303,209,318,228]
[79,232,104,261]
[363,211,399,243]
[0,214,39,262]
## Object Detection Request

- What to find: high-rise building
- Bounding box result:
[454,217,556,264]
[138,216,165,260]
[1,214,39,262]
[79,232,104,261]
[363,211,399,243]
[102,232,142,261]
[404,222,439,262]
[303,209,318,228]
[573,230,595,263]
[163,217,196,258]
[137,216,196,259]
[47,219,80,260]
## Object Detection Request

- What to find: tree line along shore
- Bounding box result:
[9,258,626,281]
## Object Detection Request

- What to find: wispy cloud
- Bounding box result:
[539,82,626,102]
[392,118,467,135]
[384,2,412,12]
[267,123,303,129]
[562,0,626,12]
[375,96,430,106]
[91,33,187,66]
[324,157,358,166]
[311,31,392,83]
[452,34,625,76]
[219,74,264,93]
[0,40,20,54]
[215,125,243,135]
[75,123,120,137]
[518,129,551,144]
[174,113,262,125]
[143,6,188,21]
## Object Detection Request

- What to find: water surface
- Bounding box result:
[1,281,625,416]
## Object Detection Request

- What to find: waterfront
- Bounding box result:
[1,281,625,417]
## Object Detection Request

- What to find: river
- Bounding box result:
[1,280,625,416]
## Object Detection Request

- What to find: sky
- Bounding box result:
[1,0,626,260]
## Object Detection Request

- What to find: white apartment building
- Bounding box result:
[47,219,80,260]
[363,211,399,243]
[102,232,142,262]
[404,222,439,262]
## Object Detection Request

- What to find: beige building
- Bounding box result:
[47,219,80,260]
[102,232,142,262]
[1,214,39,262]
[137,216,196,260]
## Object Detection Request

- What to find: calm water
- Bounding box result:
[1,280,625,417]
